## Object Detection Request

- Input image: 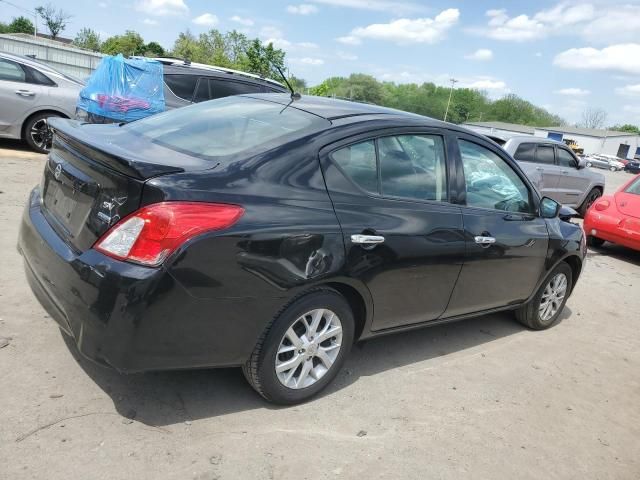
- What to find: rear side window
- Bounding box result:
[513,143,535,162]
[164,74,198,101]
[0,58,26,82]
[624,176,640,195]
[193,78,210,103]
[535,145,555,164]
[379,135,447,201]
[24,66,55,86]
[210,79,262,99]
[557,148,577,168]
[331,141,377,194]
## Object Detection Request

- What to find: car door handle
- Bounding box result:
[535,167,544,171]
[562,170,569,174]
[474,236,496,246]
[351,234,385,245]
[15,89,35,97]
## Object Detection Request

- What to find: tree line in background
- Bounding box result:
[3,10,639,131]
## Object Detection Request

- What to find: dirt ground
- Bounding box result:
[0,140,639,480]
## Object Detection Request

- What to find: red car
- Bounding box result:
[584,174,640,251]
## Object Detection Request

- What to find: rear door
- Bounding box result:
[320,128,465,330]
[444,135,549,317]
[555,146,589,207]
[0,57,46,131]
[512,142,556,199]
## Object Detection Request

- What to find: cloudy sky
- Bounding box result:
[3,0,640,125]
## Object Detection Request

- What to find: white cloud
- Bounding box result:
[260,26,284,39]
[465,48,493,61]
[286,4,319,15]
[311,0,423,13]
[464,79,507,90]
[143,18,158,25]
[616,84,640,97]
[347,8,460,45]
[298,42,319,49]
[230,15,254,26]
[581,5,640,44]
[480,9,545,41]
[554,88,591,96]
[336,35,362,46]
[534,3,595,27]
[291,57,325,66]
[192,13,219,26]
[337,51,358,61]
[135,0,188,16]
[554,44,640,74]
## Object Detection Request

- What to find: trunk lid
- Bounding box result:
[42,119,213,252]
[615,191,640,219]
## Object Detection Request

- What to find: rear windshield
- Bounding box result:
[125,96,329,159]
[625,176,640,195]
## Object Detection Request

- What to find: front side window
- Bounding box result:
[210,79,262,99]
[513,143,536,162]
[379,135,447,201]
[557,148,577,168]
[535,145,555,165]
[459,139,532,213]
[0,59,26,82]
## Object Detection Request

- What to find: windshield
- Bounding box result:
[624,176,640,195]
[125,96,329,160]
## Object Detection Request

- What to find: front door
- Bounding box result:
[0,58,44,133]
[320,130,466,330]
[445,136,549,317]
[555,146,590,207]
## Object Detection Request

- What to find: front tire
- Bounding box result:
[578,188,602,217]
[609,166,617,172]
[516,263,573,330]
[243,289,354,404]
[587,236,605,248]
[24,113,60,154]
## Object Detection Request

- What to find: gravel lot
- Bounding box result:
[1,141,639,480]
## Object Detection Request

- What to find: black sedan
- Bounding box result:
[18,94,586,404]
[625,159,640,174]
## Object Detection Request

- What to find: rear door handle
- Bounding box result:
[562,170,569,174]
[474,236,496,246]
[535,167,543,171]
[15,89,35,97]
[351,234,385,245]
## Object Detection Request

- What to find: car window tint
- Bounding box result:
[0,58,26,82]
[193,78,210,103]
[164,74,197,101]
[459,139,532,213]
[379,135,447,201]
[535,145,555,164]
[331,140,377,194]
[557,148,577,168]
[210,79,261,99]
[513,143,535,162]
[24,66,55,86]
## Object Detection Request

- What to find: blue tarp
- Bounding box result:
[77,54,165,123]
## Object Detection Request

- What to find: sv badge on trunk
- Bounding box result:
[97,196,127,226]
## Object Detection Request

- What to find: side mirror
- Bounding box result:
[558,205,579,222]
[577,158,586,169]
[540,197,561,218]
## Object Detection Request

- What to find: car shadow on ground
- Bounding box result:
[62,307,571,427]
[587,244,640,267]
[0,139,33,152]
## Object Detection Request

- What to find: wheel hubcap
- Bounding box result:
[31,118,53,150]
[538,273,568,322]
[275,308,343,389]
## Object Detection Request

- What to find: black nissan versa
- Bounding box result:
[18,94,586,404]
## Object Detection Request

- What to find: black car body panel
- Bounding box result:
[19,94,586,373]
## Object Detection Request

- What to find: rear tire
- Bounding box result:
[242,288,354,404]
[587,236,605,248]
[578,188,602,217]
[515,262,573,330]
[586,161,592,167]
[609,166,617,172]
[24,113,61,154]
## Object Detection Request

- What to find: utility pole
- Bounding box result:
[0,0,38,38]
[443,78,458,122]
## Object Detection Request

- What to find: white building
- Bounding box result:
[464,121,640,160]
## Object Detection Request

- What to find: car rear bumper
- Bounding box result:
[18,187,267,372]
[584,211,640,251]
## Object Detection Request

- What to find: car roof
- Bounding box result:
[244,93,452,125]
[0,51,85,85]
[505,135,563,145]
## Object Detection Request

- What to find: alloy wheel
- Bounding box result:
[584,190,601,211]
[30,118,53,151]
[538,273,568,322]
[275,308,343,389]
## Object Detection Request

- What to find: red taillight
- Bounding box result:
[94,202,244,266]
[594,199,610,211]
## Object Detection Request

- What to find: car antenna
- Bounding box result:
[274,64,301,101]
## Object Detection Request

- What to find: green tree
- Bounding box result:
[144,41,165,57]
[73,28,101,51]
[8,16,35,34]
[610,124,640,134]
[242,39,285,78]
[171,30,200,61]
[36,3,72,40]
[101,31,145,56]
[288,75,307,93]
